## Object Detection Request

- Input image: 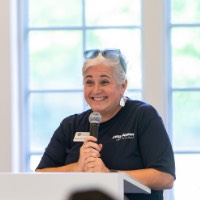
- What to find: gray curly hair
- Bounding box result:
[82,52,127,84]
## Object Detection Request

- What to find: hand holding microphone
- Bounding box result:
[80,112,107,172]
[85,111,102,156]
[78,112,108,172]
[89,111,102,142]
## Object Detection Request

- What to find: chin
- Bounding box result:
[90,102,108,112]
[91,108,101,112]
[90,106,103,113]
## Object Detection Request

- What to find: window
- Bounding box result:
[16,1,200,199]
[170,0,200,199]
[22,0,142,171]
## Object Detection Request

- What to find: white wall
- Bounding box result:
[0,0,19,172]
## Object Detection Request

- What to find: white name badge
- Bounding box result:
[73,132,90,142]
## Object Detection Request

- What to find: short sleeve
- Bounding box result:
[36,123,69,169]
[137,105,176,179]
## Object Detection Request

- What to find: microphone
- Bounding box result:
[89,112,102,141]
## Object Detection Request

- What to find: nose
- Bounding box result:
[93,84,102,94]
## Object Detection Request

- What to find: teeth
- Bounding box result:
[93,97,105,101]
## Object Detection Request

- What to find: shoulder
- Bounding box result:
[61,109,92,126]
[125,98,161,120]
[53,109,92,139]
[126,99,157,112]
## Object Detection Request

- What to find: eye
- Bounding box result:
[85,80,94,86]
[100,80,109,86]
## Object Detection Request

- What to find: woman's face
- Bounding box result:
[83,64,127,120]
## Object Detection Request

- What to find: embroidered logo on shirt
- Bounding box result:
[112,133,135,141]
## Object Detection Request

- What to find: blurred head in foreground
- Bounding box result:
[68,189,118,200]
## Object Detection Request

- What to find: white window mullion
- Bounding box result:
[141,0,169,127]
[142,2,173,200]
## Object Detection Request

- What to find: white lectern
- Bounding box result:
[0,173,151,200]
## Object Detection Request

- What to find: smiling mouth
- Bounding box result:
[92,97,107,101]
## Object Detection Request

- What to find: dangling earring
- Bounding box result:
[120,97,125,107]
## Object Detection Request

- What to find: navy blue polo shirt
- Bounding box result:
[37,99,176,200]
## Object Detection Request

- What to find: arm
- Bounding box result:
[128,105,176,190]
[120,168,174,190]
[35,162,80,172]
[84,156,174,190]
[36,136,102,173]
[83,106,175,190]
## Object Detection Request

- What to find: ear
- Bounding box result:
[121,79,128,94]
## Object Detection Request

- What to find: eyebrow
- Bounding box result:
[85,75,110,79]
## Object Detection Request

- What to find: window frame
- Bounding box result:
[1,0,172,174]
[4,1,200,199]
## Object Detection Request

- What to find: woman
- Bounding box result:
[36,49,176,200]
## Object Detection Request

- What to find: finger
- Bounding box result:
[84,160,96,172]
[84,162,94,170]
[85,149,101,158]
[83,136,97,144]
[84,166,94,172]
[85,156,95,164]
[84,158,105,172]
[83,142,101,152]
[99,144,103,151]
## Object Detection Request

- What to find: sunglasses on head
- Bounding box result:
[83,49,126,73]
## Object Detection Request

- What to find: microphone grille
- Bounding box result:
[89,112,102,123]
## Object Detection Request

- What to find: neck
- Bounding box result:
[100,104,123,123]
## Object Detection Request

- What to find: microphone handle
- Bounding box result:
[90,123,99,140]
